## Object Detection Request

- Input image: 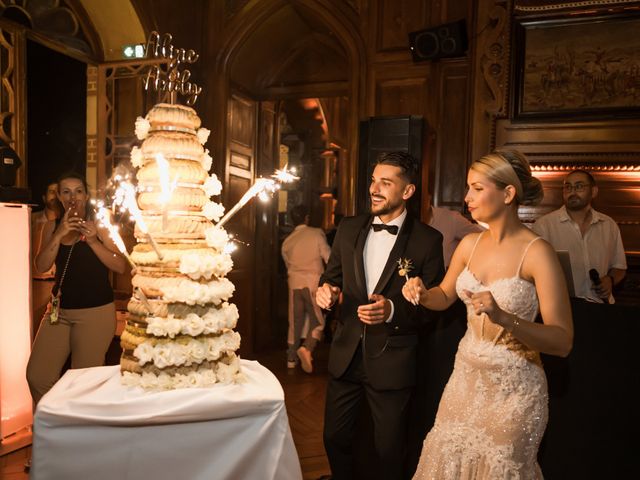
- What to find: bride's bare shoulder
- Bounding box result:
[456,232,483,260]
[522,235,560,277]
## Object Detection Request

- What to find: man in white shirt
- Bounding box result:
[281,205,331,373]
[317,152,444,479]
[533,169,626,303]
[31,181,62,279]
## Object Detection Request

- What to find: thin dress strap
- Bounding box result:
[516,236,542,277]
[466,231,485,270]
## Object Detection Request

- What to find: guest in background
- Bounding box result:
[27,171,125,404]
[533,169,626,303]
[31,181,64,334]
[424,190,484,268]
[281,205,331,373]
[31,181,64,279]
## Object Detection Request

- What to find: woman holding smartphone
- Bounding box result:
[27,171,126,404]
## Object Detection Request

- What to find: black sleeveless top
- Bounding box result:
[53,241,114,308]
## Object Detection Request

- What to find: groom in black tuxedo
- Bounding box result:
[317,152,444,480]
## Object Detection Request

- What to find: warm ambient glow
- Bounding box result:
[0,204,33,447]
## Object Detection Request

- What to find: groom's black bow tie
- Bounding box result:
[371,223,398,235]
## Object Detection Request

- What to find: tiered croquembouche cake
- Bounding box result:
[120,103,242,389]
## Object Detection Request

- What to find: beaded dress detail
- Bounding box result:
[414,234,547,480]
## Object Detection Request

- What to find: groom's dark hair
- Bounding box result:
[375,151,418,185]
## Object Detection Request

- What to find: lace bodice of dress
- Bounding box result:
[454,233,541,349]
[457,268,538,320]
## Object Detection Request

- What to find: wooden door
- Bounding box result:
[254,100,280,351]
[225,92,258,355]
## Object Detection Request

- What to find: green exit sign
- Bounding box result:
[122,44,145,59]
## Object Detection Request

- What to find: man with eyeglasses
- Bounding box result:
[532,169,626,303]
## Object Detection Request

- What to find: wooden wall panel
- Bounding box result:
[373,0,430,55]
[228,94,257,150]
[374,78,428,117]
[432,60,471,210]
[369,63,432,117]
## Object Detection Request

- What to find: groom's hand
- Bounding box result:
[317,283,340,310]
[357,294,390,325]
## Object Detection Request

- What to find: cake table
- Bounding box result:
[31,360,302,480]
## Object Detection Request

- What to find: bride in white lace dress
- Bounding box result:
[403,150,573,479]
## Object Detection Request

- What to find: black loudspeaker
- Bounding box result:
[357,116,424,217]
[409,19,468,62]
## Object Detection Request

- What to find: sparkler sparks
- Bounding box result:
[215,166,298,228]
[96,200,155,315]
[95,203,137,271]
[112,179,164,260]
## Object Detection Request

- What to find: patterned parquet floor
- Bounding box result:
[253,344,331,480]
[1,343,331,480]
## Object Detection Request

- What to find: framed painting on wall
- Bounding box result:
[511,13,640,120]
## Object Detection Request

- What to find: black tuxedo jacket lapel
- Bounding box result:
[353,216,373,302]
[373,217,413,295]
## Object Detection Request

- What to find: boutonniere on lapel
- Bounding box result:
[397,257,413,282]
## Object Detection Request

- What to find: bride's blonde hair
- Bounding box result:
[471,149,543,206]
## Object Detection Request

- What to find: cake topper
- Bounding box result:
[143,31,202,105]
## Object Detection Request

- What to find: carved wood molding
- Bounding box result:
[481,0,511,117]
[0,0,98,58]
[0,26,17,147]
[514,0,639,14]
[495,118,640,163]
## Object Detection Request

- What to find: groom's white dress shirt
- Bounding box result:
[363,209,407,321]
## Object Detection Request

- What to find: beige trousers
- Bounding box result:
[26,302,116,404]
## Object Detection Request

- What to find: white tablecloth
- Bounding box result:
[32,360,302,480]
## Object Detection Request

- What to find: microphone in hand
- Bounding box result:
[589,268,612,304]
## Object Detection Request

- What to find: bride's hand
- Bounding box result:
[403,277,427,306]
[463,290,506,324]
